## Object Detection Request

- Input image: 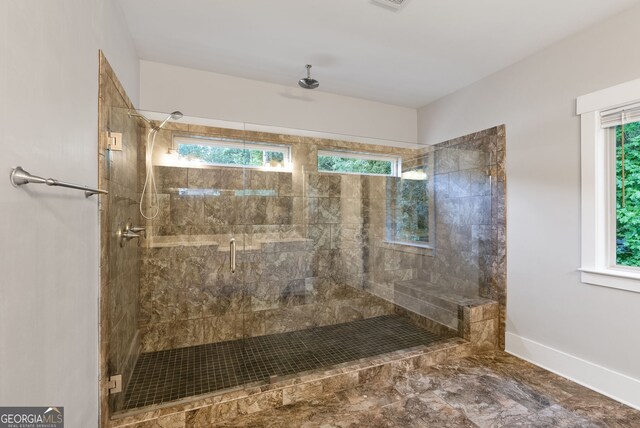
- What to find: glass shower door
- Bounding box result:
[200,124,250,389]
[236,130,303,384]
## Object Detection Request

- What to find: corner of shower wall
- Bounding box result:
[407,124,506,349]
[98,51,142,423]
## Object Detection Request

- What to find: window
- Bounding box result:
[578,78,640,292]
[604,110,640,267]
[317,150,400,176]
[387,166,430,245]
[174,136,290,169]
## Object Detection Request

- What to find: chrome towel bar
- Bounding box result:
[10,166,108,197]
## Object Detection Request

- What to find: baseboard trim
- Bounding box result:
[505,332,640,410]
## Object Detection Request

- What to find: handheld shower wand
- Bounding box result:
[133,110,184,219]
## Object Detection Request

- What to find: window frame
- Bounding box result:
[317,149,401,177]
[578,77,640,293]
[173,135,292,170]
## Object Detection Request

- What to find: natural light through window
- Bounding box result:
[174,136,291,169]
[610,118,640,267]
[317,150,400,176]
[389,166,430,244]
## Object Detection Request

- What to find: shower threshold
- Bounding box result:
[120,314,449,411]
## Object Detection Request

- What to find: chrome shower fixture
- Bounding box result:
[371,0,410,11]
[298,64,319,89]
[135,109,182,220]
[157,111,183,130]
[128,110,183,130]
[128,110,153,126]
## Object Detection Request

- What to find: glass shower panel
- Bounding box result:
[417,140,493,330]
[239,131,315,380]
[126,113,252,405]
[238,131,439,384]
[105,106,144,413]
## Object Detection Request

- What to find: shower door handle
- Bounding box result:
[230,238,236,273]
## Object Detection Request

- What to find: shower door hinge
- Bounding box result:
[107,374,122,394]
[107,132,123,151]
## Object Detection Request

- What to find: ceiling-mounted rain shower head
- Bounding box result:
[371,0,410,11]
[298,64,319,89]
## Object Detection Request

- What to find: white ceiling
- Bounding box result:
[118,0,640,108]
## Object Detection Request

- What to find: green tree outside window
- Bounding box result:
[616,121,640,267]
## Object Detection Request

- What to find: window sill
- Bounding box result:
[381,240,434,256]
[579,267,640,293]
[317,170,395,177]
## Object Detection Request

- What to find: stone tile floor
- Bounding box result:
[207,352,640,428]
[123,315,444,410]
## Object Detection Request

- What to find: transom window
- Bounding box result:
[174,136,291,169]
[317,150,401,177]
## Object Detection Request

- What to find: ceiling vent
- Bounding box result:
[371,0,409,11]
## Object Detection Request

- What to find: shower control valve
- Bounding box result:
[130,226,146,237]
[118,221,144,247]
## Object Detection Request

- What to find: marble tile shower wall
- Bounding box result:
[420,126,506,348]
[137,128,418,353]
[135,124,505,353]
[355,127,505,344]
[98,54,141,415]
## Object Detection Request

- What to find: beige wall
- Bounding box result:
[139,60,418,144]
[0,1,139,427]
[418,3,640,408]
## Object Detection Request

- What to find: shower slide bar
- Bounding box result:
[9,166,108,197]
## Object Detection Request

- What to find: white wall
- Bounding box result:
[418,3,640,408]
[0,1,138,427]
[140,61,418,144]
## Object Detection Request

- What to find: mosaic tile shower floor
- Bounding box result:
[122,315,445,410]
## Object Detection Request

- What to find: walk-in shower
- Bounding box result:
[100,94,505,420]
